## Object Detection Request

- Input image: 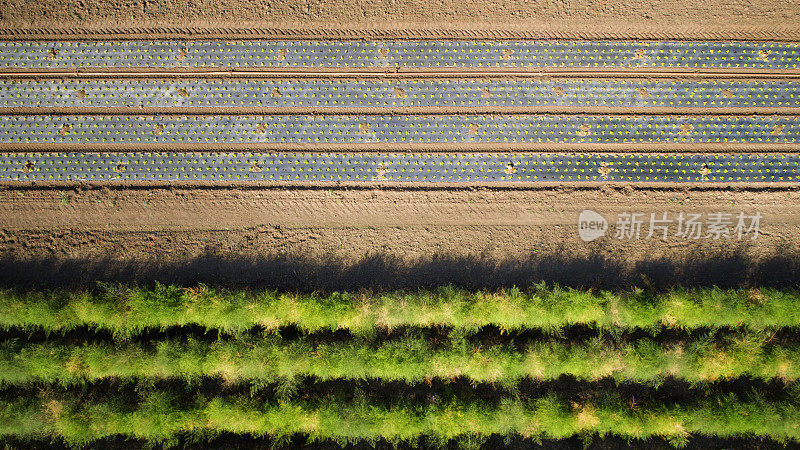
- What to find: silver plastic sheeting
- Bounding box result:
[0,79,797,109]
[2,152,798,182]
[0,41,797,69]
[0,115,797,144]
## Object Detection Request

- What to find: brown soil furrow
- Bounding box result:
[0,26,799,42]
[0,186,798,264]
[4,181,800,190]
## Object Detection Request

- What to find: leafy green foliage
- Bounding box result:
[0,285,797,337]
[0,332,797,385]
[3,389,800,446]
[2,284,800,446]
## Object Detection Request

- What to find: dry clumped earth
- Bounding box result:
[0,184,798,290]
[0,0,799,38]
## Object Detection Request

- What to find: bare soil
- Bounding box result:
[0,0,798,40]
[1,184,799,290]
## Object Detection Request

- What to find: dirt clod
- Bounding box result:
[679,123,694,135]
[58,124,71,136]
[578,123,591,136]
[153,124,165,136]
[599,163,612,179]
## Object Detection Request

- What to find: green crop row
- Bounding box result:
[1,332,797,385]
[3,389,800,446]
[1,284,799,336]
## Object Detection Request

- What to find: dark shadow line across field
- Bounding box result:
[0,376,791,407]
[0,245,799,291]
[0,434,792,450]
